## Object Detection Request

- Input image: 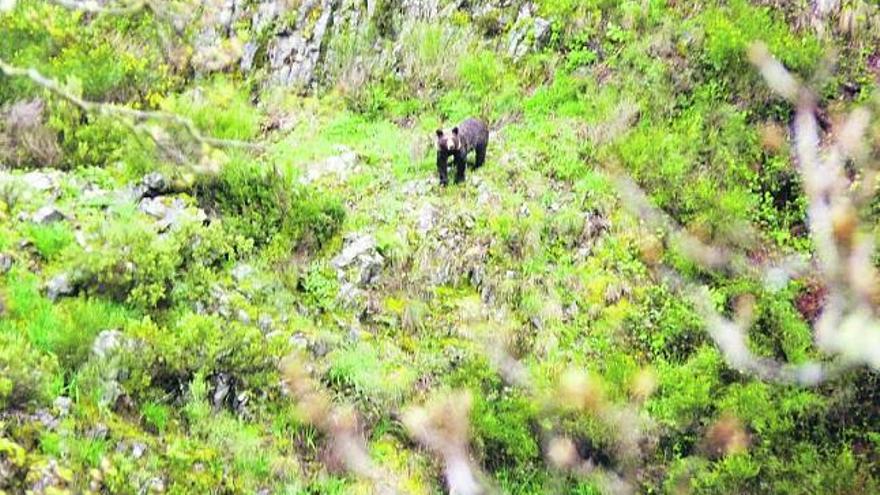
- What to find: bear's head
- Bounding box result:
[435,127,460,152]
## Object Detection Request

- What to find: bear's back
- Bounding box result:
[458,118,489,150]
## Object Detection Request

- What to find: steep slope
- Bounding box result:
[2,1,880,494]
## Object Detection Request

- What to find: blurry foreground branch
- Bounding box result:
[615,41,880,386]
[461,305,647,495]
[0,59,263,164]
[45,0,147,14]
[279,354,402,495]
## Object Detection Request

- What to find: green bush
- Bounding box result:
[696,0,821,93]
[0,332,59,411]
[123,313,274,402]
[202,156,345,255]
[0,269,133,371]
[25,222,75,260]
[55,205,247,310]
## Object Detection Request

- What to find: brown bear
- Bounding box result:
[435,117,489,186]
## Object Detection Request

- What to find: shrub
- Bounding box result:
[0,269,134,371]
[123,313,274,402]
[25,222,75,260]
[201,156,345,255]
[696,0,821,94]
[0,332,59,411]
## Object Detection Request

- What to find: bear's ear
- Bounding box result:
[451,127,459,135]
[436,129,444,137]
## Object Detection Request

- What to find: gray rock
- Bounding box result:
[147,477,166,493]
[289,333,308,349]
[347,323,361,342]
[31,205,65,224]
[240,41,259,72]
[92,329,124,359]
[139,197,206,232]
[267,0,336,88]
[213,373,231,409]
[357,253,384,286]
[139,197,168,219]
[309,339,329,358]
[402,0,440,19]
[337,281,365,308]
[21,171,56,191]
[0,253,12,274]
[53,396,72,417]
[258,314,274,333]
[234,391,250,416]
[507,3,537,59]
[332,234,376,270]
[46,273,74,301]
[141,172,168,196]
[33,409,60,429]
[231,263,255,282]
[533,17,552,49]
[131,442,147,459]
[253,0,281,33]
[299,149,360,184]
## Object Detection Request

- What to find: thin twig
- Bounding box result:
[45,0,148,15]
[614,42,880,386]
[0,59,264,154]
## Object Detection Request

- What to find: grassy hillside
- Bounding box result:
[2,0,880,493]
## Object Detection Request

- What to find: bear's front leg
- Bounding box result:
[437,151,449,186]
[454,153,466,184]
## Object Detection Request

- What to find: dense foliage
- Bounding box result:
[2,0,880,493]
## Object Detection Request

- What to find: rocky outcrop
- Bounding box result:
[30,205,65,225]
[267,0,338,89]
[507,3,552,60]
[194,0,528,90]
[332,233,385,315]
[299,147,360,184]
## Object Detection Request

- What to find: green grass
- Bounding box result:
[1,1,879,493]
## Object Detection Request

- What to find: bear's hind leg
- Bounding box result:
[437,154,449,186]
[475,143,487,169]
[454,154,466,184]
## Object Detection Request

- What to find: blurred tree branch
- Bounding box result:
[45,0,147,14]
[0,59,264,163]
[615,41,880,386]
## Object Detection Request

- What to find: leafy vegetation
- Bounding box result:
[2,0,880,493]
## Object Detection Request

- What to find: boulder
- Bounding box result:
[45,273,74,301]
[267,0,336,88]
[332,234,377,270]
[31,205,65,224]
[21,171,57,191]
[92,329,124,359]
[139,196,207,232]
[299,148,360,184]
[0,253,11,274]
[139,197,168,219]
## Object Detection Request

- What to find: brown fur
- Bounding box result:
[435,117,489,185]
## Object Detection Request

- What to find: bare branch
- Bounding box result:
[0,58,264,159]
[402,390,493,495]
[615,41,880,387]
[44,0,148,14]
[278,353,402,495]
